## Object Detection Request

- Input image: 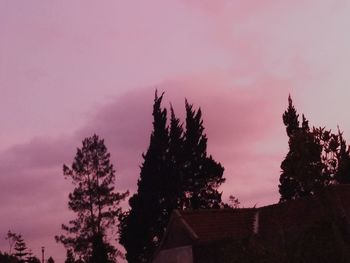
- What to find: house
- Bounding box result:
[152,185,350,263]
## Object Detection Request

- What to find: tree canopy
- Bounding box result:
[56,134,128,263]
[14,234,28,262]
[119,91,225,263]
[279,96,350,202]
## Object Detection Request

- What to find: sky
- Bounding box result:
[2,0,350,262]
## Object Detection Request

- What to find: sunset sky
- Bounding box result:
[2,1,350,262]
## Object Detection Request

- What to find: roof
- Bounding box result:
[154,185,350,262]
[176,208,257,243]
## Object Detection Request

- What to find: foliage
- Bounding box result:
[119,92,226,263]
[3,233,39,263]
[64,249,75,263]
[279,113,323,201]
[279,96,350,201]
[334,130,350,184]
[25,250,40,263]
[228,195,240,209]
[13,235,28,262]
[119,92,169,263]
[0,251,19,263]
[47,257,55,263]
[181,100,225,209]
[26,255,40,263]
[163,105,185,213]
[56,134,129,263]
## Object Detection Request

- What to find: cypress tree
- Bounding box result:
[279,97,323,202]
[182,100,225,209]
[119,91,169,263]
[119,93,226,262]
[283,95,299,137]
[163,106,185,213]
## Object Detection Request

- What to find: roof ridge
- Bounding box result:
[178,208,257,214]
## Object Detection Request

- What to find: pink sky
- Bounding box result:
[2,0,350,262]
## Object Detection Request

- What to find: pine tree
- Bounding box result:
[47,257,55,263]
[64,249,76,263]
[279,97,323,201]
[55,134,128,263]
[89,233,110,263]
[119,91,169,263]
[14,235,28,262]
[181,100,225,209]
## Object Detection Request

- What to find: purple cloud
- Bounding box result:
[0,75,290,261]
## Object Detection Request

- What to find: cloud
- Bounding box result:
[0,72,291,259]
[2,1,350,262]
[77,72,290,202]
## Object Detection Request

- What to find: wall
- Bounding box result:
[152,246,193,263]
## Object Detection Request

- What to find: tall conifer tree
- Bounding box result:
[182,100,225,209]
[56,134,128,263]
[119,91,169,263]
[279,97,323,201]
[163,106,184,212]
[14,235,28,262]
[120,94,226,262]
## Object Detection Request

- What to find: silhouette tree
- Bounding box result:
[47,257,55,263]
[228,195,240,209]
[162,105,185,216]
[55,134,128,263]
[279,97,326,201]
[283,95,299,137]
[89,233,112,263]
[181,100,225,209]
[119,92,226,263]
[5,230,19,255]
[14,235,28,262]
[334,130,350,184]
[26,250,40,263]
[314,127,338,183]
[279,96,350,201]
[119,91,169,263]
[64,249,75,263]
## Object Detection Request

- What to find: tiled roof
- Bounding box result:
[177,208,257,243]
[154,185,350,263]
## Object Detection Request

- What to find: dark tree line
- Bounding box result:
[279,96,350,202]
[118,92,225,263]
